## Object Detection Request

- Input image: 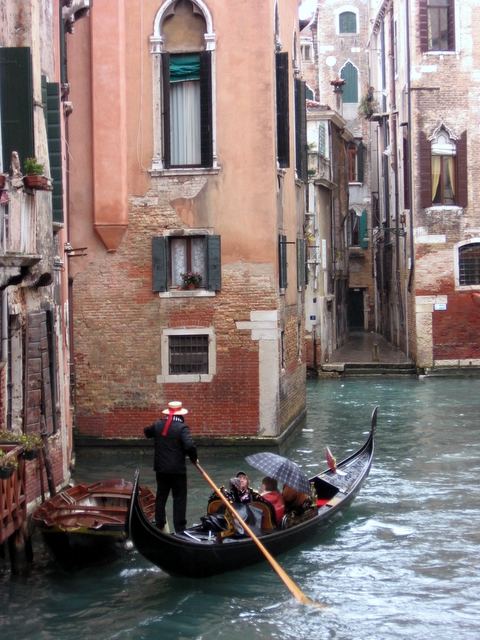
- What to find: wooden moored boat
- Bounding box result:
[33,479,155,565]
[127,408,377,578]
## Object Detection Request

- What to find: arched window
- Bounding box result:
[458,243,480,286]
[431,128,456,205]
[340,61,358,103]
[339,11,357,34]
[151,0,215,171]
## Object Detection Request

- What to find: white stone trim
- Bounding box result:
[157,327,216,383]
[334,6,359,35]
[236,310,280,437]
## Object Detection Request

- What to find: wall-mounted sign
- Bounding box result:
[434,303,447,311]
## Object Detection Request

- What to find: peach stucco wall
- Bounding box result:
[67,0,301,273]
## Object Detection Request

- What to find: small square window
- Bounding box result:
[169,334,209,374]
[158,328,216,383]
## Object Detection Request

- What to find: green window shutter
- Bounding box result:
[161,53,171,169]
[357,142,365,183]
[206,234,221,291]
[296,238,306,290]
[46,82,64,224]
[275,52,290,168]
[359,209,368,249]
[339,11,357,33]
[152,237,168,292]
[199,51,213,168]
[279,234,287,289]
[0,47,34,171]
[295,78,307,182]
[341,62,358,103]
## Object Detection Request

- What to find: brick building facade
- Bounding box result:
[368,0,480,371]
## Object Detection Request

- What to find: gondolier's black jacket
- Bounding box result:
[144,417,197,474]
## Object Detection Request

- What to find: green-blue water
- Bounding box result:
[1,378,479,639]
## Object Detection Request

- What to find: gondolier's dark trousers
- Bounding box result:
[155,472,187,532]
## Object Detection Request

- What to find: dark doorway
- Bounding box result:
[348,288,364,330]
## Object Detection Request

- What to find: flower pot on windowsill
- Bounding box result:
[23,175,51,191]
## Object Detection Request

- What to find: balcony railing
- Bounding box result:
[0,444,27,545]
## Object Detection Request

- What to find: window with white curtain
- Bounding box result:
[170,235,206,288]
[431,129,456,205]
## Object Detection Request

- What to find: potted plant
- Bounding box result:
[358,87,379,119]
[19,433,43,460]
[180,271,202,289]
[0,448,19,479]
[23,157,50,190]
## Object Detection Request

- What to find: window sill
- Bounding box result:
[424,205,463,214]
[156,373,213,383]
[159,289,216,298]
[455,285,480,292]
[348,181,363,187]
[150,166,220,178]
[423,50,456,56]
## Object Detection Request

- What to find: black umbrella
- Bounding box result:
[245,452,310,494]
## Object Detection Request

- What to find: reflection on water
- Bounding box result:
[1,378,480,639]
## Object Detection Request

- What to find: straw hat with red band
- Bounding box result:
[162,400,188,416]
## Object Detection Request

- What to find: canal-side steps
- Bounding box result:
[320,362,418,377]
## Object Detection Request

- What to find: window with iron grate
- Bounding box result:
[459,244,480,286]
[168,334,209,375]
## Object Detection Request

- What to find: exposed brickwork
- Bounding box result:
[432,293,480,360]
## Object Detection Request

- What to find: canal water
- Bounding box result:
[1,378,479,639]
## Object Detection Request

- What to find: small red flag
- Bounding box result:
[325,446,336,471]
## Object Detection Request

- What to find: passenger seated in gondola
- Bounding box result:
[282,484,312,515]
[260,477,285,525]
[226,471,261,504]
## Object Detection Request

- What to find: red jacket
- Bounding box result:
[262,491,285,525]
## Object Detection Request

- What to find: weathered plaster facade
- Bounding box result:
[68,0,307,442]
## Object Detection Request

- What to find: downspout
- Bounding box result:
[405,0,414,357]
[1,291,7,362]
[406,0,415,293]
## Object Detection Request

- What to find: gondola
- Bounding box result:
[33,478,155,566]
[127,407,377,578]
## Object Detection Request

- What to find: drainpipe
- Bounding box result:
[1,291,7,362]
[405,0,414,358]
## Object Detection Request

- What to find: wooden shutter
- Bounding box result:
[341,62,358,103]
[296,238,306,290]
[25,312,54,435]
[357,142,365,183]
[46,82,64,224]
[403,135,411,209]
[152,236,168,292]
[456,131,468,208]
[359,209,368,249]
[448,0,455,51]
[418,131,432,209]
[206,235,221,291]
[200,51,213,168]
[418,0,429,53]
[0,47,34,171]
[294,79,307,182]
[161,53,171,169]
[275,52,290,168]
[279,234,287,289]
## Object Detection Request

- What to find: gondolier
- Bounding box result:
[144,400,197,533]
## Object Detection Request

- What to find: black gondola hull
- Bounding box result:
[128,409,376,578]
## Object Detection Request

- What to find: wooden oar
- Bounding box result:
[195,462,326,609]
